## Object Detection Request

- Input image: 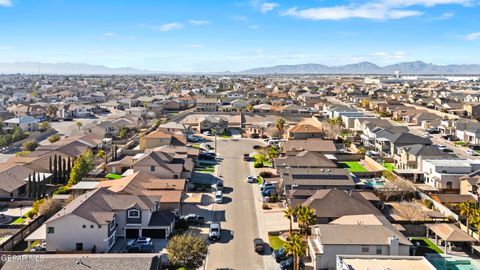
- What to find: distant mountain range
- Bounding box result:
[0,62,155,75]
[1,61,480,75]
[241,61,480,75]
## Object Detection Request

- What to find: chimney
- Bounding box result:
[388,236,399,255]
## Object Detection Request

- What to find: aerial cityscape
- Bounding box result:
[1,0,480,270]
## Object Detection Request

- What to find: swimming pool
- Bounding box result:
[428,256,480,270]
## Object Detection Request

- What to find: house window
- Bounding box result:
[82,225,86,229]
[128,209,140,218]
[75,243,83,251]
[90,225,94,229]
[376,246,382,254]
[98,225,102,229]
[150,166,155,172]
[47,227,54,234]
[361,246,369,252]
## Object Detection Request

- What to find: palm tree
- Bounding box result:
[284,206,296,234]
[295,205,316,235]
[284,233,307,270]
[75,121,83,130]
[275,118,286,138]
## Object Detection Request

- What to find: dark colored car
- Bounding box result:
[126,243,154,253]
[244,153,253,161]
[254,238,265,254]
[250,133,260,139]
[441,148,454,153]
[273,248,287,263]
[279,257,304,270]
[253,145,262,150]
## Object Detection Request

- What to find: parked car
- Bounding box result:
[366,150,379,157]
[180,214,205,225]
[273,248,287,263]
[247,176,256,183]
[262,188,278,197]
[244,153,253,161]
[209,223,221,241]
[423,133,432,138]
[126,237,154,253]
[468,144,480,150]
[199,153,216,161]
[254,238,265,254]
[279,257,304,270]
[213,180,224,191]
[260,182,276,191]
[203,131,211,136]
[442,148,454,153]
[442,135,459,141]
[250,133,260,139]
[466,149,478,156]
[215,190,224,203]
[427,128,440,134]
[253,145,262,150]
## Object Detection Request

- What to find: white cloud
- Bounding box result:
[259,2,279,13]
[154,23,183,32]
[0,0,12,7]
[231,15,249,21]
[282,0,470,20]
[465,32,480,41]
[104,32,116,37]
[371,51,406,59]
[188,20,210,26]
[0,45,13,50]
[249,24,260,29]
[436,11,455,19]
[183,44,204,48]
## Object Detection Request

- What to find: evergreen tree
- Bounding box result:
[41,175,46,197]
[53,155,58,184]
[62,158,67,184]
[49,156,52,173]
[27,174,32,197]
[32,172,37,199]
[67,157,72,180]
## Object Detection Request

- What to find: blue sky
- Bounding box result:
[0,0,479,72]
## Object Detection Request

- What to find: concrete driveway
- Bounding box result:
[109,238,167,253]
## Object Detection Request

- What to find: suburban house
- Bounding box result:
[287,123,324,140]
[3,116,40,132]
[460,170,480,202]
[198,115,229,132]
[274,151,337,169]
[336,255,437,270]
[394,144,450,170]
[45,188,175,253]
[281,139,337,156]
[455,119,480,144]
[131,151,189,179]
[290,189,381,224]
[375,132,431,157]
[278,167,355,192]
[196,98,218,112]
[97,171,185,211]
[308,214,412,270]
[422,159,480,190]
[139,130,186,150]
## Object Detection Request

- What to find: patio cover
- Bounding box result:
[427,223,476,242]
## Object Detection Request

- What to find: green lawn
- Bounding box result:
[11,216,25,224]
[195,163,215,173]
[263,161,272,167]
[191,143,201,149]
[219,135,232,139]
[268,235,285,250]
[383,162,395,172]
[105,173,123,179]
[455,141,466,146]
[411,237,443,255]
[339,161,368,172]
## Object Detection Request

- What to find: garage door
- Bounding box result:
[142,228,166,239]
[125,228,140,239]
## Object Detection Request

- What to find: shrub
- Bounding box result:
[254,161,263,168]
[270,196,278,203]
[423,199,434,209]
[48,134,61,143]
[262,203,271,210]
[259,171,273,178]
[53,185,70,195]
[22,140,39,152]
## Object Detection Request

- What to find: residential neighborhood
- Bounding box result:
[0,73,480,270]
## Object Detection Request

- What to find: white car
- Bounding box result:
[466,149,478,156]
[215,190,223,203]
[203,131,211,136]
[247,176,256,183]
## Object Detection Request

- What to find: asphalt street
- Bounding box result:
[205,138,265,270]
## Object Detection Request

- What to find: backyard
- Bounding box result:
[383,162,395,172]
[105,173,123,180]
[338,161,368,172]
[195,163,215,173]
[411,237,443,255]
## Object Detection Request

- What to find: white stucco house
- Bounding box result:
[422,159,480,190]
[45,188,175,253]
[3,116,40,132]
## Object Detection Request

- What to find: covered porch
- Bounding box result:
[427,223,477,255]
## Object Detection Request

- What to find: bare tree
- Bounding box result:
[394,201,426,222]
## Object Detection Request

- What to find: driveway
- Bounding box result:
[109,238,167,253]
